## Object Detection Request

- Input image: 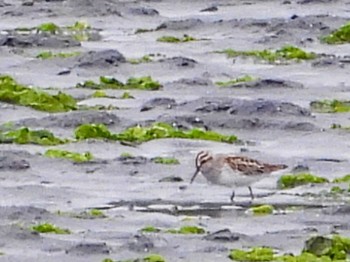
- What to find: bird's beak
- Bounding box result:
[190,168,200,184]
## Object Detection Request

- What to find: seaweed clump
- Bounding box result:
[152,157,180,165]
[310,100,350,113]
[216,75,256,87]
[322,22,350,44]
[36,51,81,59]
[333,174,350,183]
[140,226,162,233]
[44,149,93,162]
[32,21,97,41]
[77,76,162,90]
[74,122,238,144]
[0,75,77,112]
[0,127,65,145]
[166,226,206,234]
[217,45,316,63]
[31,223,70,234]
[277,173,329,189]
[157,34,196,43]
[229,247,274,261]
[248,205,274,216]
[229,235,350,261]
[128,55,153,64]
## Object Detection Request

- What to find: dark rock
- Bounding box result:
[66,242,110,255]
[303,236,333,257]
[117,156,148,165]
[75,49,126,68]
[0,151,31,171]
[312,56,344,68]
[0,0,11,7]
[230,79,304,89]
[127,234,154,252]
[0,225,40,241]
[192,98,311,117]
[57,69,71,75]
[156,18,203,30]
[291,164,310,174]
[22,1,34,6]
[173,77,212,86]
[283,122,316,131]
[298,0,335,3]
[15,111,120,128]
[140,97,176,112]
[159,176,183,183]
[0,34,81,48]
[212,118,315,131]
[66,0,122,16]
[159,56,197,68]
[2,206,49,221]
[129,7,159,16]
[322,205,350,215]
[204,229,240,242]
[200,6,218,12]
[156,115,208,130]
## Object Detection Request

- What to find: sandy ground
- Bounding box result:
[1,0,350,261]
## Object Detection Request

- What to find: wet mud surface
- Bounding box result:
[1,0,350,261]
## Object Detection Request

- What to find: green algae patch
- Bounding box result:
[310,100,350,113]
[74,209,107,219]
[92,90,108,98]
[144,254,166,262]
[114,123,238,143]
[77,76,162,90]
[229,235,350,261]
[330,186,346,194]
[0,75,77,112]
[277,173,329,189]
[34,21,97,41]
[276,252,334,261]
[303,235,350,260]
[216,75,256,87]
[89,209,106,217]
[152,157,180,165]
[103,254,166,262]
[248,205,274,216]
[31,223,70,234]
[140,226,162,233]
[157,34,196,43]
[13,21,99,42]
[0,127,65,145]
[128,55,153,64]
[229,247,274,261]
[322,23,350,44]
[37,22,60,34]
[217,45,316,63]
[121,92,134,99]
[74,124,114,140]
[44,149,93,162]
[135,28,154,34]
[36,51,81,59]
[333,174,350,183]
[166,226,205,234]
[74,122,238,144]
[120,152,134,158]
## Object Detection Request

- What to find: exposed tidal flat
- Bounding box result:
[1,0,350,261]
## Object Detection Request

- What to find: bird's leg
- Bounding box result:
[230,190,235,203]
[248,186,254,201]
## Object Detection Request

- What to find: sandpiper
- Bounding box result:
[190,151,287,202]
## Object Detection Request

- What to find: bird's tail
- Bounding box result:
[266,164,288,172]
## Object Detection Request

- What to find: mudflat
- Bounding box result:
[1,0,350,261]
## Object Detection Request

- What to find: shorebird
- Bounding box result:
[190,151,288,202]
